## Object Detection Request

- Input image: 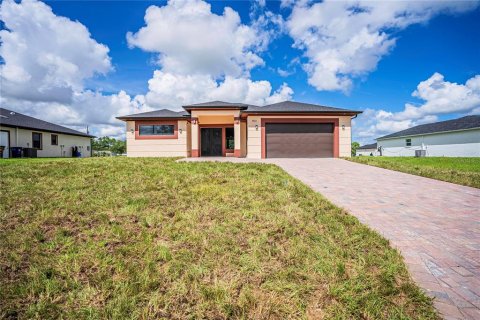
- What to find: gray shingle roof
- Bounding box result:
[117,100,362,120]
[183,101,250,109]
[358,143,377,150]
[0,108,94,138]
[377,116,480,140]
[246,101,361,114]
[116,109,189,120]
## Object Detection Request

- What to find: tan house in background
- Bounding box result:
[0,108,93,158]
[117,101,362,159]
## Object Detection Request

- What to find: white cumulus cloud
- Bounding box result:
[0,0,112,103]
[144,71,292,110]
[128,0,293,109]
[127,0,269,78]
[286,1,478,93]
[0,0,148,138]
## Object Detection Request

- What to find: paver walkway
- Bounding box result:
[270,158,480,320]
[181,157,480,319]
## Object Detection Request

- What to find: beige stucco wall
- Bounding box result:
[246,115,352,159]
[0,126,91,158]
[126,120,189,157]
[240,121,247,157]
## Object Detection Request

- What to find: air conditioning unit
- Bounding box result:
[415,150,426,157]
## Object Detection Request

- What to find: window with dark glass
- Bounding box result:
[405,138,411,146]
[225,127,234,150]
[51,134,58,145]
[32,132,42,149]
[139,124,174,136]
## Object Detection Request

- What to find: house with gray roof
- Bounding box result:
[356,143,379,156]
[117,100,362,158]
[376,115,480,157]
[0,108,94,158]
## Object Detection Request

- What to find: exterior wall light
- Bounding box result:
[179,128,183,134]
[130,128,134,133]
[341,124,345,130]
[255,124,259,130]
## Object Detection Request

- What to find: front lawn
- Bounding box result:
[347,156,480,188]
[0,158,437,319]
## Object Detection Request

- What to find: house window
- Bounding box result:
[32,132,42,149]
[406,138,411,146]
[225,127,234,150]
[139,124,174,136]
[51,134,58,145]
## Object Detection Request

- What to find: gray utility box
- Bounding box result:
[415,150,426,157]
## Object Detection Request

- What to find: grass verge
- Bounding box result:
[347,156,480,188]
[0,158,438,319]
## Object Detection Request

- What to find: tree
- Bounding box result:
[111,139,126,154]
[351,141,360,157]
[92,137,126,154]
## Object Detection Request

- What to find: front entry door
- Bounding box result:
[201,128,222,156]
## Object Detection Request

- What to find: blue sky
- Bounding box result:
[1,0,480,142]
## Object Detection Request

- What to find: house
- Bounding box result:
[117,101,362,158]
[0,108,94,158]
[376,115,480,157]
[356,143,379,156]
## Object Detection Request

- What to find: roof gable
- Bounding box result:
[0,108,94,137]
[377,115,480,140]
[183,101,250,109]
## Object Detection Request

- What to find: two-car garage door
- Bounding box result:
[265,123,334,158]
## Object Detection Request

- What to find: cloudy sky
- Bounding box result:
[1,0,479,143]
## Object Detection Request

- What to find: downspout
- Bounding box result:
[350,114,358,157]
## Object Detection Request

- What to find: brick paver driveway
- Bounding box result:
[269,158,480,320]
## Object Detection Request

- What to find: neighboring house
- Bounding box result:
[377,115,480,157]
[0,108,94,158]
[117,101,362,158]
[356,143,379,156]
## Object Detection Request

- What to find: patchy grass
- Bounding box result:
[0,158,438,319]
[347,156,480,188]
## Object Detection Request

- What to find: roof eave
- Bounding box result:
[0,123,95,138]
[244,110,362,115]
[182,106,249,111]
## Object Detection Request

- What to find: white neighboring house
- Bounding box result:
[0,108,94,158]
[376,115,480,157]
[356,143,380,156]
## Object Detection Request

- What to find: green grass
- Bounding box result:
[347,156,480,188]
[0,158,438,319]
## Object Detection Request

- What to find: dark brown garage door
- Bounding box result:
[265,123,334,158]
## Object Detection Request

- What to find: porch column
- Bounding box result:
[234,117,241,157]
[191,117,199,157]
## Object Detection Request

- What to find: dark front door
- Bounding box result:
[201,128,222,156]
[265,123,334,158]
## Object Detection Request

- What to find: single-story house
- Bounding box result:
[377,115,480,157]
[0,108,94,158]
[117,100,362,158]
[356,143,379,156]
